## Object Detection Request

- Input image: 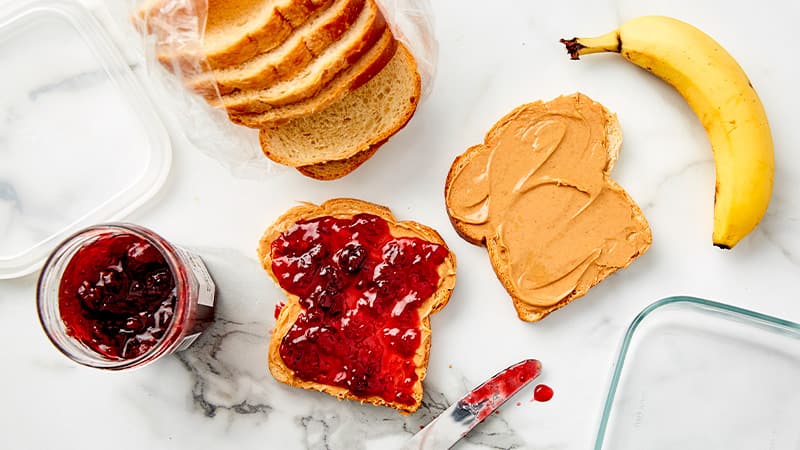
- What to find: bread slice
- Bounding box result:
[140,0,332,69]
[259,198,457,414]
[229,27,396,127]
[294,140,382,180]
[214,0,386,114]
[444,94,651,322]
[187,0,365,98]
[256,44,420,180]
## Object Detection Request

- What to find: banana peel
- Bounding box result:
[562,16,775,249]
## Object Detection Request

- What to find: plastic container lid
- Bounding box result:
[0,0,171,279]
[595,297,800,449]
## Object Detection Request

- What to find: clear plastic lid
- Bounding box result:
[596,297,800,449]
[0,0,171,279]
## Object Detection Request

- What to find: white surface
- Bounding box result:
[0,0,171,277]
[2,0,800,449]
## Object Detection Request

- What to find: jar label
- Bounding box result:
[174,332,201,352]
[180,249,216,308]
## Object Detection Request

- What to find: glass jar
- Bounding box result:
[37,223,215,370]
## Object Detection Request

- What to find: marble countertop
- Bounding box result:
[2,0,800,449]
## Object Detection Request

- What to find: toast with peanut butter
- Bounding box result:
[445,93,651,322]
[259,198,456,413]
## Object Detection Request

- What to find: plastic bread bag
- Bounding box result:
[124,0,438,178]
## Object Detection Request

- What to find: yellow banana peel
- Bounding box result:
[562,16,774,249]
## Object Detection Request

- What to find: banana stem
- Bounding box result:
[560,30,621,60]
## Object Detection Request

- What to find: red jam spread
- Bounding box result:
[270,214,448,406]
[58,233,176,360]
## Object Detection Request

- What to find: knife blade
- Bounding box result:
[400,359,542,450]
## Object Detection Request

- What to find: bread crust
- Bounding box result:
[443,144,492,246]
[294,140,382,180]
[216,0,387,113]
[186,0,366,99]
[142,0,334,71]
[444,95,650,322]
[252,44,417,180]
[259,199,457,414]
[278,0,332,27]
[229,30,397,127]
[291,88,415,180]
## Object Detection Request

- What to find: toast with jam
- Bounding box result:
[258,198,456,413]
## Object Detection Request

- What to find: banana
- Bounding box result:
[561,16,774,249]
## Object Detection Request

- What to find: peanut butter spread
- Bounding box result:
[446,94,651,318]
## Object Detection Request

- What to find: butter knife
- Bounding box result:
[400,359,542,450]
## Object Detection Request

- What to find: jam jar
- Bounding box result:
[37,223,215,370]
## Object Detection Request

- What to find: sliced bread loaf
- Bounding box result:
[258,45,420,180]
[142,0,332,69]
[214,0,386,113]
[228,28,397,127]
[260,198,456,414]
[188,0,366,98]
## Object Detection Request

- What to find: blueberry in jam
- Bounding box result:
[58,234,177,360]
[271,214,449,406]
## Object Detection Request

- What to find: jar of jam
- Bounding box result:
[37,223,215,370]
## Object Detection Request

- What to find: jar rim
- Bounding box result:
[36,223,191,370]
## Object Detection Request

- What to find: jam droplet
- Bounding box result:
[533,384,554,402]
[271,214,448,406]
[58,233,177,360]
